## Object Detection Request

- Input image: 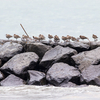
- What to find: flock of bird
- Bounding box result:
[6,34,98,43]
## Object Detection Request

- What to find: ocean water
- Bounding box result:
[0,0,100,41]
[0,85,100,100]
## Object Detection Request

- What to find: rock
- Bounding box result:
[67,42,90,52]
[0,42,23,62]
[0,74,25,86]
[46,63,80,86]
[24,42,51,59]
[90,41,100,50]
[40,45,77,68]
[71,47,100,71]
[59,82,77,87]
[59,42,90,52]
[0,52,39,76]
[27,70,46,85]
[41,41,51,45]
[0,71,5,80]
[81,65,100,86]
[0,59,2,67]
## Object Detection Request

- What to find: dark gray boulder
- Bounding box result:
[24,42,51,59]
[59,82,77,87]
[0,74,25,86]
[0,71,5,80]
[46,63,80,86]
[0,52,39,76]
[72,47,100,71]
[90,41,100,50]
[0,42,23,61]
[40,45,77,68]
[66,42,90,52]
[81,65,100,86]
[27,70,46,85]
[0,59,2,67]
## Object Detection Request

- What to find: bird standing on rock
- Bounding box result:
[54,35,60,43]
[62,36,67,42]
[48,34,53,42]
[48,34,53,39]
[33,36,40,41]
[6,34,12,40]
[66,35,72,42]
[92,34,98,41]
[79,35,90,42]
[71,36,79,42]
[39,34,45,41]
[14,34,20,41]
[21,35,29,42]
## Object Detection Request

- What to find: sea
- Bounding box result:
[0,0,100,100]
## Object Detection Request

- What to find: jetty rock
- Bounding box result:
[0,74,25,86]
[81,65,100,86]
[0,59,2,67]
[46,63,80,86]
[90,41,100,50]
[0,71,5,81]
[59,82,77,87]
[59,42,90,52]
[0,42,23,62]
[72,47,100,71]
[40,45,77,68]
[66,42,90,52]
[0,52,39,79]
[24,42,51,59]
[27,70,46,85]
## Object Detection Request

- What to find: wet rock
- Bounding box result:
[46,63,80,86]
[81,65,100,86]
[90,41,100,50]
[59,42,90,52]
[0,42,23,62]
[67,42,90,52]
[41,41,51,45]
[27,70,46,85]
[60,82,77,87]
[24,42,51,59]
[0,52,39,77]
[0,59,2,67]
[40,45,77,68]
[0,74,25,86]
[72,47,100,71]
[0,71,5,80]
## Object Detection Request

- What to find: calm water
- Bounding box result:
[0,0,100,41]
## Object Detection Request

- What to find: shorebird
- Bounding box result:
[21,35,29,42]
[14,34,20,41]
[62,36,67,42]
[66,35,72,42]
[22,35,29,39]
[79,35,91,44]
[92,34,98,41]
[6,34,12,40]
[33,36,40,41]
[71,36,79,42]
[48,34,53,42]
[39,34,45,41]
[48,34,53,40]
[54,35,60,43]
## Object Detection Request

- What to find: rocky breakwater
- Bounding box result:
[0,40,100,87]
